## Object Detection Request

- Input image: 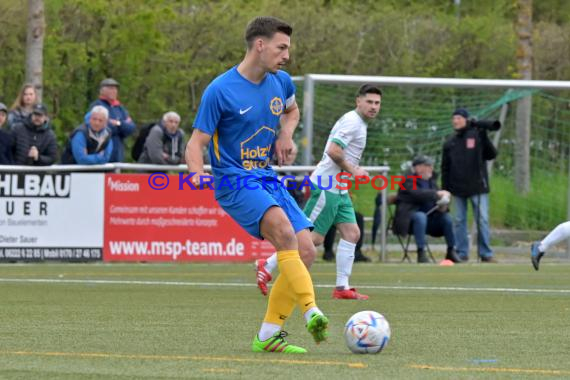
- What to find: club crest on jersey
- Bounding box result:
[270,97,284,116]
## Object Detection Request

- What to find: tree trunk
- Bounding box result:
[515,0,532,194]
[25,0,45,102]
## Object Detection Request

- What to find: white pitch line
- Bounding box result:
[0,277,569,295]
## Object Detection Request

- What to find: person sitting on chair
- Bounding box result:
[393,155,461,263]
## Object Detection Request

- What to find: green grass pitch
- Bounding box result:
[0,262,569,379]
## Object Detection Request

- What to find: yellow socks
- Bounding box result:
[263,250,317,325]
[276,250,316,313]
[263,274,297,325]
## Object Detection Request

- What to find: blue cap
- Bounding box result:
[452,108,469,119]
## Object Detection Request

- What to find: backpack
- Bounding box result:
[131,122,158,161]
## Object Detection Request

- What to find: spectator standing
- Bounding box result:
[8,84,37,129]
[89,78,135,162]
[441,108,498,263]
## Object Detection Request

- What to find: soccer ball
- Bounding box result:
[344,310,391,354]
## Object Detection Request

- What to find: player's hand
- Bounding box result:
[275,134,295,166]
[192,171,211,187]
[352,166,369,178]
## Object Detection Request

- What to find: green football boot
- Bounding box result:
[306,313,329,344]
[252,331,307,354]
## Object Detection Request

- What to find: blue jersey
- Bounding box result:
[193,66,296,197]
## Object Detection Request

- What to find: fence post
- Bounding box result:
[567,156,570,258]
[381,170,388,262]
[302,75,315,166]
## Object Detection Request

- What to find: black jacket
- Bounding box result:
[11,116,58,165]
[441,123,497,197]
[0,129,14,164]
[393,175,440,236]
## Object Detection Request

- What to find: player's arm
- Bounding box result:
[275,101,300,166]
[185,129,211,186]
[327,142,368,177]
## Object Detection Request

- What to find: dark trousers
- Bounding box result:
[371,193,382,246]
[410,211,455,250]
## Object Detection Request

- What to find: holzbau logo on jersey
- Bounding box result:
[239,126,275,170]
[149,172,423,191]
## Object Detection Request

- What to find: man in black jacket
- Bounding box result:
[441,108,498,263]
[394,155,460,263]
[11,104,58,166]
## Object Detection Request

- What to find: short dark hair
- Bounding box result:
[357,84,382,97]
[245,16,293,48]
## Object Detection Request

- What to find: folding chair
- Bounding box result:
[387,195,436,263]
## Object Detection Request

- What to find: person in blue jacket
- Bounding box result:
[88,78,135,162]
[61,106,113,165]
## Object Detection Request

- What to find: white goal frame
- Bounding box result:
[299,74,570,261]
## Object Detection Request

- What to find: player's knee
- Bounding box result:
[299,244,316,268]
[341,226,360,244]
[261,208,298,249]
[272,226,297,249]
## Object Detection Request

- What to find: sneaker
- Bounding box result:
[481,256,498,263]
[332,288,369,300]
[306,313,329,344]
[255,259,272,296]
[531,242,544,271]
[252,331,307,354]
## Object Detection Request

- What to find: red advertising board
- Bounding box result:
[103,174,275,262]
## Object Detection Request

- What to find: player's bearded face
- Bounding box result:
[356,94,381,119]
[260,33,290,73]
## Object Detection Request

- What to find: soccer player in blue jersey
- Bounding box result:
[185,16,328,354]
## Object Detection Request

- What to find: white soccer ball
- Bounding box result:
[344,310,391,354]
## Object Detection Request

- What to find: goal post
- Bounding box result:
[297,74,570,260]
